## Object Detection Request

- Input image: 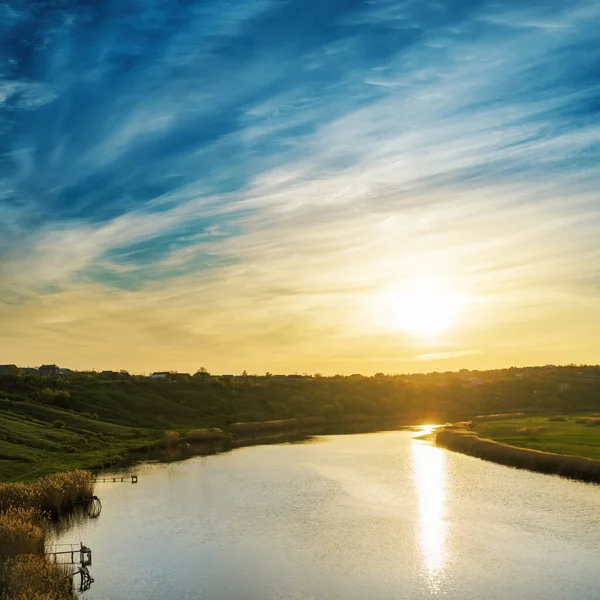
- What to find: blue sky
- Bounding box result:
[2,0,600,374]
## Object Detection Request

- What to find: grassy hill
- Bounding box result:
[2,365,600,480]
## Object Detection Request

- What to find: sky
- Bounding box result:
[2,0,600,375]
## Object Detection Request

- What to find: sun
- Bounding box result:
[391,278,462,337]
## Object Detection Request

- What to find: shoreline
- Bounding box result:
[436,427,600,485]
[108,418,424,473]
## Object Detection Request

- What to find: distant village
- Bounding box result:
[0,363,589,392]
[0,363,314,382]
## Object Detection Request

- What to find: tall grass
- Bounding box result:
[0,509,45,557]
[0,471,93,599]
[436,428,600,484]
[515,426,545,439]
[161,431,181,447]
[474,412,525,422]
[0,470,94,515]
[185,428,226,442]
[230,416,330,435]
[230,419,301,434]
[0,555,73,600]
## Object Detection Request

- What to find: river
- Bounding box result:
[56,428,600,599]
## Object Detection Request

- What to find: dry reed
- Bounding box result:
[0,509,45,557]
[230,419,300,434]
[436,429,600,484]
[474,412,525,422]
[0,470,94,515]
[161,431,181,446]
[515,426,546,439]
[186,428,226,442]
[0,555,73,600]
[0,471,93,600]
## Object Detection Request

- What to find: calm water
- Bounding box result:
[57,429,600,600]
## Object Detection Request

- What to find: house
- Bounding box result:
[151,372,169,379]
[100,370,118,379]
[21,368,39,375]
[59,368,72,376]
[0,364,18,375]
[39,364,60,377]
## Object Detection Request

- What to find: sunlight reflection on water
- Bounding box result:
[412,433,447,594]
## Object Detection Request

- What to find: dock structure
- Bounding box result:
[74,495,102,518]
[46,542,92,567]
[92,474,138,484]
[75,565,94,591]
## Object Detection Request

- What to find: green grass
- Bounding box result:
[3,365,600,481]
[474,416,600,460]
[0,399,160,481]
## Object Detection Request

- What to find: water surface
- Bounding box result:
[58,429,600,599]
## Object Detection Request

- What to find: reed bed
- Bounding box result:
[474,412,525,422]
[0,555,73,600]
[161,431,181,447]
[298,416,328,427]
[0,470,94,516]
[436,428,600,484]
[515,426,546,439]
[230,418,301,434]
[185,428,226,442]
[0,509,45,557]
[0,471,93,599]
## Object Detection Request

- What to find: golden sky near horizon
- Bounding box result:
[2,1,600,375]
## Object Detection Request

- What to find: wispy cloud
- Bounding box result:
[2,0,600,372]
[415,351,481,362]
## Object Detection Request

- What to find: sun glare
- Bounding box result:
[391,278,462,338]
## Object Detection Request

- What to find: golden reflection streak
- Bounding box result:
[412,429,447,592]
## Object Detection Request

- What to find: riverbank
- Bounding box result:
[436,424,600,484]
[0,470,94,600]
[5,365,600,481]
[103,418,422,473]
[0,401,422,482]
[473,415,600,459]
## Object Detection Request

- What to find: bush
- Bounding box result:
[475,412,525,422]
[162,431,181,447]
[186,428,225,442]
[548,416,566,422]
[230,419,300,434]
[515,426,545,439]
[52,420,66,429]
[319,404,340,421]
[38,388,71,408]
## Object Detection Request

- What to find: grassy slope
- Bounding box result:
[0,377,393,480]
[474,417,600,460]
[2,366,600,481]
[0,399,159,480]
